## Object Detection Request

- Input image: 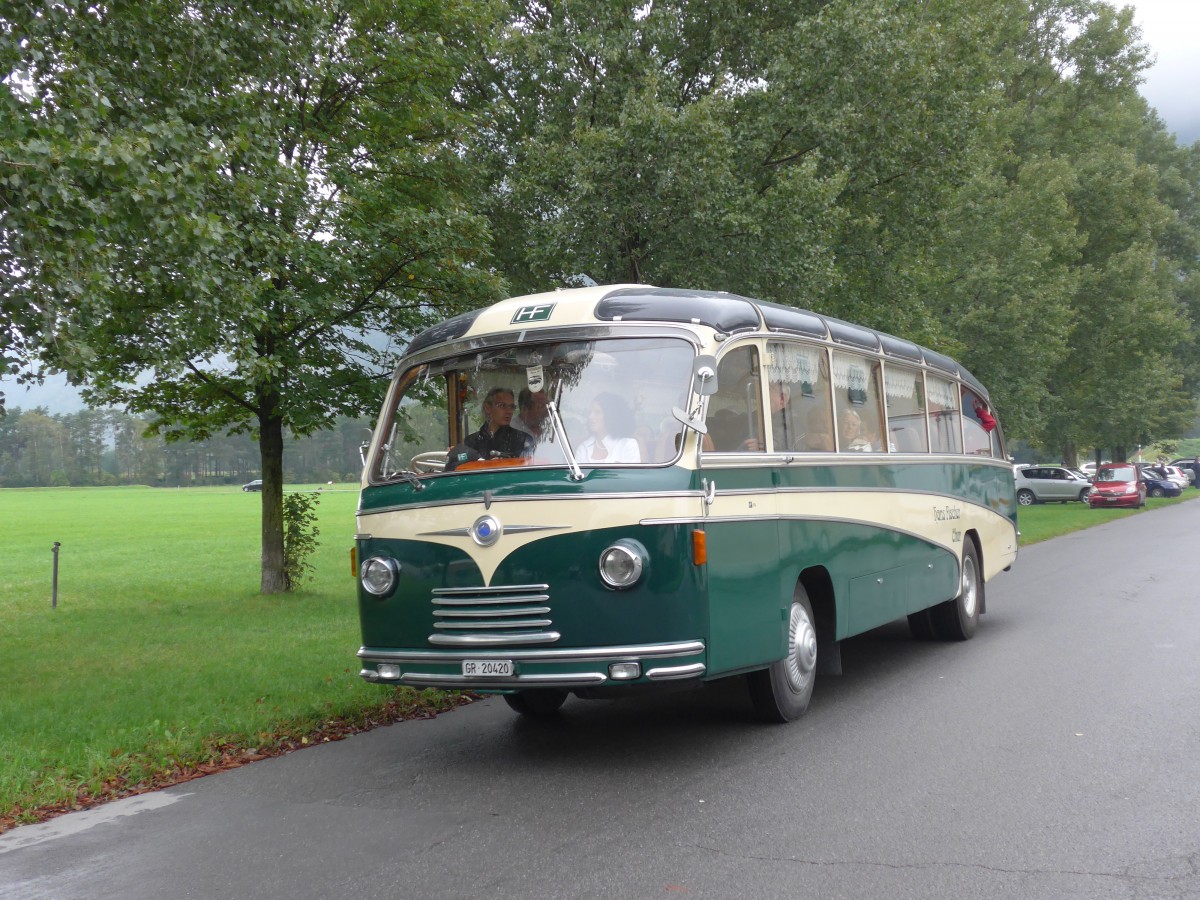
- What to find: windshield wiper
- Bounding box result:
[546,399,584,481]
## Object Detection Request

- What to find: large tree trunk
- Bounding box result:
[259,411,287,594]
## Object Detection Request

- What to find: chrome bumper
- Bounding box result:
[358,640,706,689]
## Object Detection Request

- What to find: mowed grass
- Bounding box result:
[0,485,452,827]
[1016,489,1199,544]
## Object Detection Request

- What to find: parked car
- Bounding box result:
[1152,465,1189,490]
[1168,459,1199,485]
[241,479,263,492]
[1015,465,1093,505]
[1141,468,1183,498]
[1088,463,1146,509]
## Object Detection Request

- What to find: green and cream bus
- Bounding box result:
[355,286,1017,722]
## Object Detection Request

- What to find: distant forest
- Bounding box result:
[0,407,373,488]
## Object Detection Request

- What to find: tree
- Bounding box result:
[2,0,503,591]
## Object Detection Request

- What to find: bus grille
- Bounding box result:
[428,584,560,647]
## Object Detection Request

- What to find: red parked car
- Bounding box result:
[1087,463,1146,509]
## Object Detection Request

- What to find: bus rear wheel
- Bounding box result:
[502,689,568,718]
[931,540,981,641]
[748,587,817,723]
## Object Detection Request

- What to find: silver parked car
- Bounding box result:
[1015,465,1093,506]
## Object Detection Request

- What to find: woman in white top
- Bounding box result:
[574,393,642,464]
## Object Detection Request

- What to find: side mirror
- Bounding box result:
[692,355,718,396]
[359,441,370,466]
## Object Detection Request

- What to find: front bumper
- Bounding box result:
[358,640,707,690]
[1089,493,1139,508]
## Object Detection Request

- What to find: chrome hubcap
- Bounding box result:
[961,555,978,618]
[785,602,818,693]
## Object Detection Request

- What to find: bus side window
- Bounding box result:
[961,387,998,457]
[927,376,963,454]
[832,352,885,452]
[707,345,763,452]
[767,342,834,453]
[884,366,928,453]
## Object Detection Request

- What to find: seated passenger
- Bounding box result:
[800,406,834,452]
[463,387,534,459]
[574,392,641,463]
[839,408,873,452]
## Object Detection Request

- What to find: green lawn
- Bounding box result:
[0,485,456,828]
[1015,489,1199,544]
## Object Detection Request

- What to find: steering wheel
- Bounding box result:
[410,451,448,474]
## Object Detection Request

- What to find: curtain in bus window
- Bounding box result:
[927,375,963,454]
[832,351,885,452]
[884,367,929,453]
[707,345,763,452]
[765,342,827,452]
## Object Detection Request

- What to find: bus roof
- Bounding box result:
[405,285,989,400]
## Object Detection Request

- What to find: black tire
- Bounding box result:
[931,540,982,641]
[502,689,568,718]
[1017,489,1036,506]
[1079,488,1091,503]
[748,585,817,723]
[1150,487,1164,498]
[907,608,937,640]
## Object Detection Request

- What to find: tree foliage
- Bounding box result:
[2,0,502,590]
[472,0,1200,459]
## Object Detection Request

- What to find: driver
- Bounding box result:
[464,387,534,459]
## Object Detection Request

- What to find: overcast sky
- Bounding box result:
[1127,0,1200,144]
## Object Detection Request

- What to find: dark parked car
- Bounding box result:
[1141,469,1183,499]
[1015,465,1092,505]
[1088,463,1145,509]
[241,479,263,492]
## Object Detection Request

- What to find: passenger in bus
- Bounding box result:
[513,388,550,441]
[574,392,641,463]
[463,387,534,459]
[839,408,874,451]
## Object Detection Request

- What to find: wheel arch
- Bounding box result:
[798,565,840,673]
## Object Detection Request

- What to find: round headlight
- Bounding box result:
[360,556,400,596]
[599,540,647,589]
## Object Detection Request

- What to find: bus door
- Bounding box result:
[699,342,786,675]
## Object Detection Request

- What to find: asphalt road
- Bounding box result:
[4,500,1200,899]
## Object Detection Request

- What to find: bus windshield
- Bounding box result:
[373,336,695,480]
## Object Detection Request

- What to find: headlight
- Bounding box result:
[1125,483,1139,494]
[360,556,400,596]
[599,539,647,589]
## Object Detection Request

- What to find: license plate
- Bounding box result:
[462,659,514,677]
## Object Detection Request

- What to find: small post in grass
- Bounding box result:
[51,541,61,609]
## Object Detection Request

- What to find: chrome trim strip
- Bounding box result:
[433,584,549,595]
[417,524,570,538]
[434,595,550,606]
[361,492,703,518]
[359,639,705,661]
[646,662,707,680]
[434,607,550,618]
[427,632,563,647]
[400,672,609,687]
[432,619,552,630]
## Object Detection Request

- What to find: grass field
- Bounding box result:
[2,483,1197,829]
[0,484,460,829]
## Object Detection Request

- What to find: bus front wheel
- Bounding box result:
[931,540,981,641]
[503,689,568,718]
[748,587,817,723]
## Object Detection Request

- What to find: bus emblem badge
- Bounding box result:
[471,515,502,547]
[511,303,555,324]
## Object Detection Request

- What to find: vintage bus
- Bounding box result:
[354,286,1017,722]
